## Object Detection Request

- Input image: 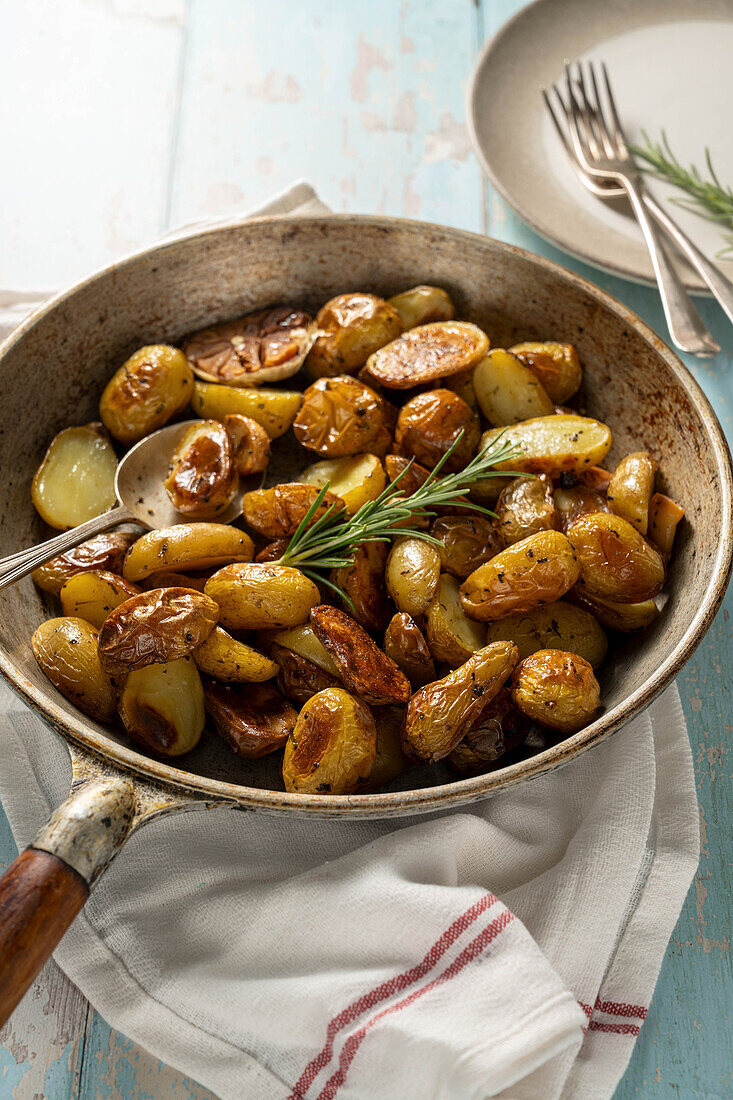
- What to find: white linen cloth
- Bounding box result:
[0,184,699,1100]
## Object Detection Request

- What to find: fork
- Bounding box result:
[547,61,720,358]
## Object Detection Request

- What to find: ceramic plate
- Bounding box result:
[468,0,733,293]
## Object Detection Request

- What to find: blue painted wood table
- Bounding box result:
[0,1,729,1095]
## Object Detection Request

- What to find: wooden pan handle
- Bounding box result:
[0,848,89,1025]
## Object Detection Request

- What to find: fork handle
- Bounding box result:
[622,179,720,357]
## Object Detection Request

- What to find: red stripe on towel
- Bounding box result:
[595,999,647,1019]
[588,1020,641,1036]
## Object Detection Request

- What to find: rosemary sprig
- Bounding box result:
[276,431,522,595]
[632,130,733,254]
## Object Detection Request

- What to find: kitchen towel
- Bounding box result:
[0,183,700,1100]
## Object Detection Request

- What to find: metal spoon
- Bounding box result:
[0,420,241,591]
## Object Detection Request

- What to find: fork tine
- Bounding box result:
[600,61,628,148]
[542,86,573,159]
[576,61,613,157]
[564,63,597,158]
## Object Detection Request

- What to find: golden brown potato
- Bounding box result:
[98,587,219,675]
[193,626,277,682]
[299,453,387,516]
[309,604,411,705]
[269,642,343,704]
[362,705,408,790]
[460,530,580,621]
[255,540,289,563]
[402,641,519,762]
[394,389,480,471]
[481,415,612,475]
[554,483,609,531]
[387,285,455,329]
[331,541,391,631]
[431,514,503,578]
[384,454,431,495]
[568,512,665,602]
[31,617,116,722]
[484,599,607,666]
[473,349,554,426]
[183,306,315,385]
[293,375,388,457]
[581,467,613,493]
[223,414,271,477]
[204,679,296,757]
[306,293,403,379]
[32,425,118,529]
[365,321,489,389]
[386,536,441,617]
[648,493,685,562]
[205,563,320,630]
[567,588,659,632]
[242,483,344,539]
[511,649,600,733]
[448,688,527,774]
[496,475,559,545]
[99,345,194,444]
[190,381,302,439]
[140,570,210,591]
[282,687,377,794]
[32,531,139,596]
[60,569,141,630]
[164,420,239,519]
[118,656,204,756]
[607,452,657,535]
[269,623,340,674]
[509,342,583,404]
[426,574,486,666]
[123,523,253,582]
[383,613,436,687]
[440,368,479,412]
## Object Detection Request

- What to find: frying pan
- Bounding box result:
[0,215,730,1025]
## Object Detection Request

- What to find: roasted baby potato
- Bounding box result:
[269,623,340,675]
[205,563,320,629]
[32,425,118,529]
[460,530,580,622]
[607,452,657,535]
[440,368,479,412]
[387,285,455,329]
[193,626,277,682]
[383,612,436,687]
[648,493,685,561]
[431,514,503,578]
[509,342,582,404]
[60,569,140,630]
[484,599,607,666]
[140,570,210,591]
[331,541,391,631]
[164,420,239,519]
[394,389,480,470]
[32,531,139,595]
[309,604,411,705]
[123,523,253,582]
[306,293,403,379]
[204,679,296,757]
[568,512,665,602]
[384,454,431,495]
[98,587,219,675]
[190,381,302,439]
[118,656,204,756]
[386,536,441,616]
[100,345,194,444]
[554,483,609,531]
[567,588,659,632]
[183,306,315,385]
[223,414,271,476]
[269,643,343,704]
[365,321,489,389]
[31,617,116,722]
[363,706,408,789]
[496,475,559,545]
[511,649,600,733]
[448,688,527,775]
[299,453,386,515]
[402,641,519,762]
[481,414,612,475]
[473,349,554,426]
[242,482,344,539]
[426,574,486,666]
[282,687,377,794]
[293,375,388,457]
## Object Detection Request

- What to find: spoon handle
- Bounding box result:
[0,505,135,592]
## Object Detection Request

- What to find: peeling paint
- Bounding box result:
[247,71,302,103]
[350,34,391,103]
[424,111,472,162]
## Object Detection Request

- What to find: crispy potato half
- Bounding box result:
[431,514,503,579]
[387,285,455,330]
[649,493,685,561]
[32,425,118,530]
[242,483,344,539]
[32,530,139,596]
[426,574,486,667]
[193,626,277,682]
[205,563,320,630]
[448,688,527,775]
[123,523,253,582]
[394,389,480,470]
[204,679,296,757]
[32,617,117,723]
[607,452,657,535]
[60,569,140,630]
[310,604,411,705]
[365,321,489,389]
[386,536,441,617]
[299,453,386,515]
[223,414,271,477]
[282,687,377,794]
[568,512,665,602]
[484,599,608,666]
[269,623,340,674]
[509,342,583,404]
[473,349,554,426]
[496,475,559,545]
[183,306,315,386]
[164,420,239,519]
[98,587,219,675]
[511,649,600,733]
[402,640,519,763]
[306,293,403,379]
[567,588,659,632]
[383,613,436,687]
[190,381,302,439]
[460,530,581,622]
[481,414,612,475]
[119,656,205,756]
[554,483,609,531]
[100,345,194,444]
[331,541,391,632]
[269,642,343,704]
[293,375,387,457]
